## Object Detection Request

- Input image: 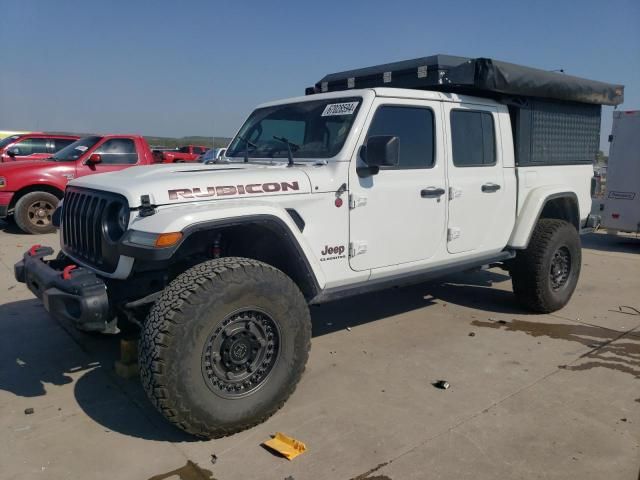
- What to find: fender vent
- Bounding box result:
[286,209,305,232]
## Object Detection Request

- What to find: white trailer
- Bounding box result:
[601,110,640,233]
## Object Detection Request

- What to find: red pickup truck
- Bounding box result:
[0,132,80,162]
[0,134,156,234]
[153,145,207,163]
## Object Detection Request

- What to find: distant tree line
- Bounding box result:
[145,136,232,149]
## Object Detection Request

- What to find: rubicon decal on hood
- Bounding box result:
[168,181,300,200]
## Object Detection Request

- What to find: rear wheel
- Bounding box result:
[14,191,59,234]
[139,257,311,438]
[511,219,581,313]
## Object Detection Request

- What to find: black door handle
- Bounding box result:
[421,187,446,198]
[481,183,501,193]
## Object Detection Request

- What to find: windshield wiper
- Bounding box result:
[272,136,299,167]
[236,135,258,163]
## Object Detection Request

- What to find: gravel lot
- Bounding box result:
[0,222,638,480]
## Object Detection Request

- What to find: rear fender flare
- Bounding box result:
[508,188,579,249]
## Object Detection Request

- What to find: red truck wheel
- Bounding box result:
[14,191,59,234]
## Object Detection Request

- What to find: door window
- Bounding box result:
[450,110,495,167]
[53,138,76,152]
[12,138,49,155]
[93,138,138,164]
[366,106,434,169]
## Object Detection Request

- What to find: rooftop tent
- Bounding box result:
[310,55,624,106]
[310,55,626,166]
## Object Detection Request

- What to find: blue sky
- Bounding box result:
[1,0,638,152]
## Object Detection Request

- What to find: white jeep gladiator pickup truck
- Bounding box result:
[15,55,623,438]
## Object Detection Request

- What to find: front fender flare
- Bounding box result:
[120,201,325,291]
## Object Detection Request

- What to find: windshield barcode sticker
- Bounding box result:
[322,102,359,116]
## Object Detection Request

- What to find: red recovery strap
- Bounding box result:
[62,265,77,280]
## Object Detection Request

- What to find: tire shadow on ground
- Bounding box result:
[0,268,522,441]
[0,298,197,442]
[581,232,640,255]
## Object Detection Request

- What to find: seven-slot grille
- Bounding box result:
[61,187,127,273]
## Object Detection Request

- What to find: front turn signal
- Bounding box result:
[155,232,183,248]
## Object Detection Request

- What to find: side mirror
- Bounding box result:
[7,148,19,157]
[357,135,399,176]
[85,153,102,165]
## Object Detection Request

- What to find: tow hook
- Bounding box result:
[28,244,43,256]
[62,265,77,280]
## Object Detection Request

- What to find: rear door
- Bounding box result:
[348,98,447,271]
[75,137,141,178]
[444,103,511,254]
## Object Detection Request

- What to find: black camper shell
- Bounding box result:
[308,55,624,166]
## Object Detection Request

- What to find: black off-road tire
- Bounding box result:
[511,218,581,313]
[14,191,59,234]
[139,257,311,438]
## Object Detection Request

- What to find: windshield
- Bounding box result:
[226,97,362,160]
[51,136,101,161]
[0,135,21,149]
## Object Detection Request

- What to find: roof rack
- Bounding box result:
[307,54,623,106]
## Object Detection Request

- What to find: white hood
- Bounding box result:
[69,162,313,208]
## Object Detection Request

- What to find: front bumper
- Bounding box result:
[0,191,14,218]
[14,246,114,332]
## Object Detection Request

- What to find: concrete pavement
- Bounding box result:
[0,221,638,480]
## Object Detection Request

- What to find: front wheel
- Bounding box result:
[511,219,581,313]
[138,257,311,438]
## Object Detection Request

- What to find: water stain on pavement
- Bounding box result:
[471,319,639,379]
[350,462,392,480]
[148,460,216,480]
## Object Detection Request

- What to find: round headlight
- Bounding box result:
[117,204,130,232]
[105,202,130,242]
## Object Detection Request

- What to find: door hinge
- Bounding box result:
[447,227,461,242]
[349,193,367,209]
[349,241,368,257]
[448,187,462,200]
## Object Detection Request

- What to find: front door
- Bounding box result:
[349,99,447,272]
[76,137,140,178]
[443,104,508,254]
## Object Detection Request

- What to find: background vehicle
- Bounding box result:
[598,110,640,233]
[0,134,155,234]
[152,144,207,163]
[197,147,227,163]
[0,132,79,162]
[15,55,621,438]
